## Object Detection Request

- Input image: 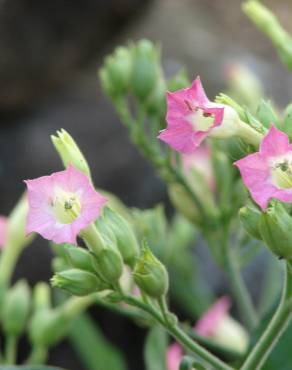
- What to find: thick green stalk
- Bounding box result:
[5,335,17,364]
[240,263,292,370]
[123,295,234,370]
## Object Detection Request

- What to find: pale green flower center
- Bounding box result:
[52,189,81,224]
[271,156,292,189]
[188,108,214,132]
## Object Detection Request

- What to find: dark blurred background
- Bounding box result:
[1,0,292,369]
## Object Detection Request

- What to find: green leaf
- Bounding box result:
[68,312,127,370]
[144,325,167,370]
[0,367,65,370]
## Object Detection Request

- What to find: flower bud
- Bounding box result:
[239,205,262,240]
[133,244,169,298]
[29,309,68,347]
[65,244,96,273]
[33,282,51,311]
[51,268,105,296]
[51,129,91,178]
[7,194,33,251]
[259,202,292,260]
[2,280,30,336]
[100,47,132,98]
[167,68,190,92]
[168,183,200,225]
[91,244,123,283]
[256,100,279,129]
[102,207,139,267]
[130,40,160,100]
[243,1,292,70]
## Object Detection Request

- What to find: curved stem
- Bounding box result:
[240,263,292,370]
[123,295,234,370]
[225,246,258,331]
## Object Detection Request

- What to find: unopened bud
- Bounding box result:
[33,282,51,311]
[168,183,200,225]
[51,268,105,296]
[167,68,190,92]
[104,47,132,95]
[133,244,168,298]
[92,244,123,283]
[259,202,292,260]
[102,207,139,267]
[239,206,262,240]
[130,40,160,100]
[66,245,96,273]
[51,129,91,178]
[2,280,30,336]
[256,100,279,129]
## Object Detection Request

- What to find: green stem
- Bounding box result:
[61,295,95,320]
[26,346,48,365]
[240,263,292,370]
[5,335,17,364]
[225,246,258,331]
[123,295,233,370]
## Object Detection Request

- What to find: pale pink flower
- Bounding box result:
[25,165,107,244]
[194,296,231,337]
[235,126,292,210]
[0,216,8,249]
[158,77,230,153]
[166,343,183,370]
[182,144,215,190]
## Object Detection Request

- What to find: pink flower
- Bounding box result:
[166,343,183,370]
[0,216,8,249]
[25,165,107,244]
[194,296,231,337]
[235,126,292,210]
[182,144,215,190]
[194,297,249,354]
[158,77,243,153]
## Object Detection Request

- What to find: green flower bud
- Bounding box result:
[65,245,96,273]
[259,202,292,260]
[2,280,30,336]
[283,103,292,139]
[133,244,169,298]
[99,67,116,98]
[145,76,166,119]
[33,282,51,311]
[92,244,123,283]
[51,129,91,178]
[7,194,33,251]
[103,47,132,95]
[167,68,190,92]
[130,40,160,100]
[29,309,69,347]
[102,207,139,267]
[256,100,279,129]
[168,183,201,225]
[239,205,262,240]
[51,268,105,296]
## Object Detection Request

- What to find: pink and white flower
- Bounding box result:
[182,144,215,190]
[194,296,248,354]
[25,165,107,244]
[0,216,8,249]
[158,77,242,153]
[235,126,292,210]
